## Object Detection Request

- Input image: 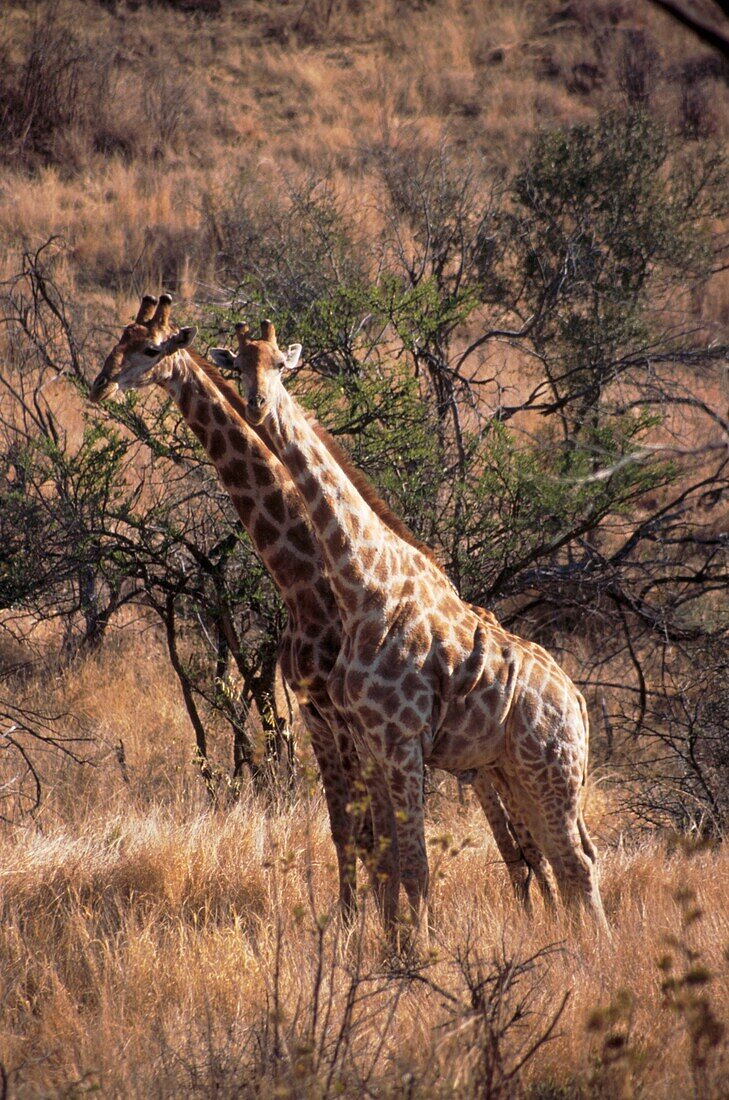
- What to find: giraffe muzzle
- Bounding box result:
[246,396,267,424]
[89,376,119,404]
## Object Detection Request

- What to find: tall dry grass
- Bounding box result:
[1,641,727,1097]
[1,794,727,1096]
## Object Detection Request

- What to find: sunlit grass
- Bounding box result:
[1,779,726,1096]
[0,642,724,1096]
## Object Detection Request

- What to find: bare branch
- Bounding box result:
[648,0,729,58]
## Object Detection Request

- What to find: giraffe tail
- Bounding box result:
[576,691,598,863]
[577,691,591,787]
[577,809,598,863]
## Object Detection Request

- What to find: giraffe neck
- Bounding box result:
[265,382,426,627]
[160,352,325,616]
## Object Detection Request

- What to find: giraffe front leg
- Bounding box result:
[346,734,400,932]
[300,704,358,922]
[358,748,402,928]
[377,736,430,949]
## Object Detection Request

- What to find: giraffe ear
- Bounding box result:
[209,348,236,371]
[282,343,302,371]
[155,326,196,358]
[175,326,197,349]
[167,323,195,349]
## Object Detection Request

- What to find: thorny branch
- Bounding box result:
[0,698,92,820]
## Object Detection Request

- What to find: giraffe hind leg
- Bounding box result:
[551,830,607,930]
[481,769,559,912]
[508,767,607,930]
[473,771,534,911]
[510,820,559,912]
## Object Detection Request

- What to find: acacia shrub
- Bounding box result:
[0,241,291,793]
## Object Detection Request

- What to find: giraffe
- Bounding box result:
[88,296,547,924]
[86,297,554,924]
[218,319,606,937]
[212,332,558,916]
[89,294,391,920]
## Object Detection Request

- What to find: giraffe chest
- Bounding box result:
[278,617,341,707]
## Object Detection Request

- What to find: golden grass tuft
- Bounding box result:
[1,789,727,1097]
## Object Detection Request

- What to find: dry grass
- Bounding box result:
[1,791,727,1096]
[0,160,205,297]
[1,641,727,1097]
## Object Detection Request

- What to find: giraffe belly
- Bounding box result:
[426,685,508,772]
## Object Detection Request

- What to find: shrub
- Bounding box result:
[0,6,204,170]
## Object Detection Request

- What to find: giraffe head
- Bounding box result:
[89,294,197,402]
[210,320,301,426]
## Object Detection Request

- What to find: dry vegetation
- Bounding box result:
[1,642,727,1098]
[1,1,728,1096]
[2,0,728,307]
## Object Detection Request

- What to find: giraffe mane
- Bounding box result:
[304,410,444,571]
[187,349,443,571]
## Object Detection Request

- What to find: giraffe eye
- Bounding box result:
[143,347,159,357]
